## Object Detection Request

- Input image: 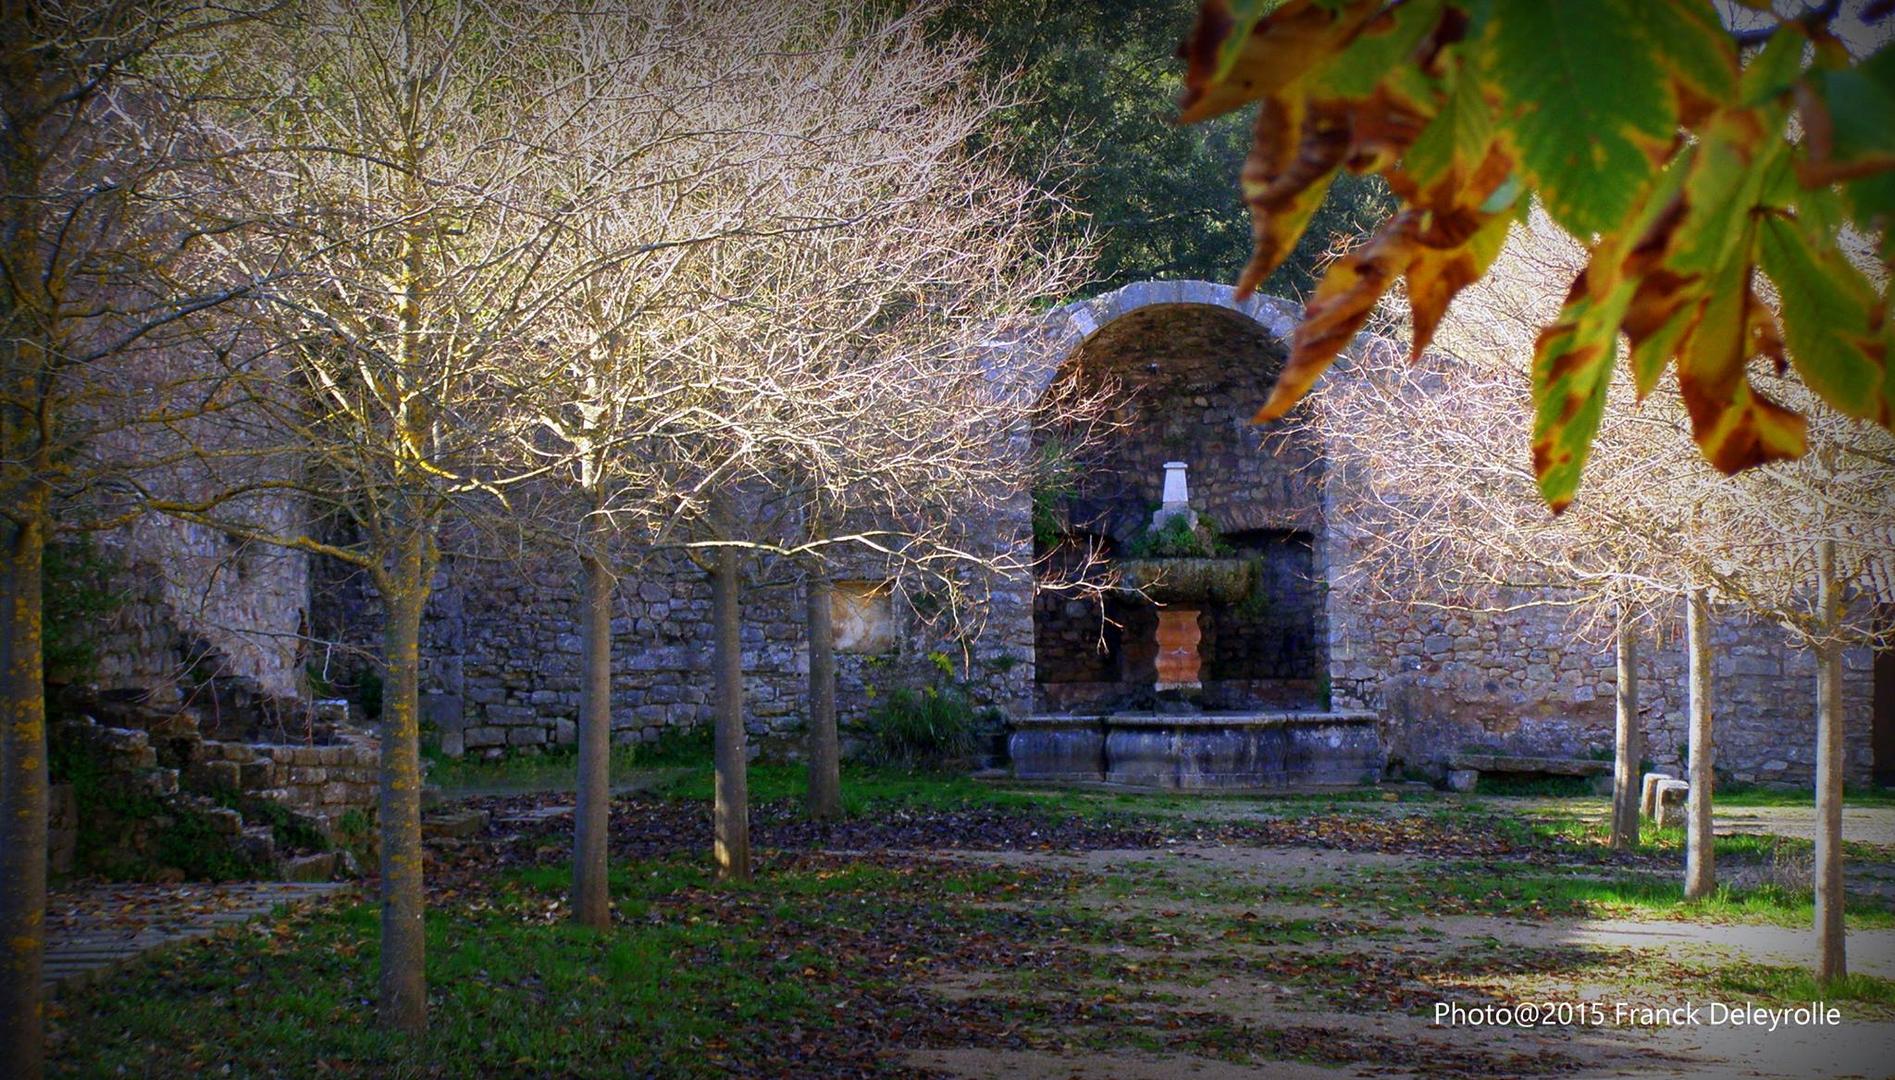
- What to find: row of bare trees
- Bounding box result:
[1302,206,1893,983]
[1,1,1100,1072]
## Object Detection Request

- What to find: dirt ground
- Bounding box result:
[899,795,1895,1080]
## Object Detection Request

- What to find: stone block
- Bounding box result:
[205,807,244,836]
[463,726,506,749]
[508,726,547,746]
[422,808,490,840]
[238,758,273,789]
[420,692,465,733]
[142,768,179,798]
[1444,768,1478,793]
[553,718,576,745]
[279,852,337,882]
[441,730,465,758]
[1639,771,1674,819]
[1654,780,1691,829]
[190,759,242,792]
[320,781,356,805]
[289,766,328,785]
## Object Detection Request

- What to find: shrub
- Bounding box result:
[861,686,977,771]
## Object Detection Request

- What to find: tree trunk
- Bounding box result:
[805,564,840,822]
[1685,587,1716,900]
[377,534,432,1036]
[0,513,47,1080]
[710,543,750,881]
[1610,614,1642,851]
[572,536,614,928]
[1815,539,1847,982]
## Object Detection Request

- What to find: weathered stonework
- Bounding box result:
[92,277,1879,793]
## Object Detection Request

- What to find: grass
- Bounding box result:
[1272,861,1895,929]
[48,766,1895,1076]
[50,856,954,1077]
[1717,783,1895,808]
[1708,964,1895,1010]
[422,742,645,793]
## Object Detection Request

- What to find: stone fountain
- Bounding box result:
[1010,462,1384,790]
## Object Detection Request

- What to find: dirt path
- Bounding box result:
[901,839,1895,1079]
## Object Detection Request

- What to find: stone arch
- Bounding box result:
[1022,280,1337,714]
[1016,280,1307,405]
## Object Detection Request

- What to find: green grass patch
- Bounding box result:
[50,862,931,1076]
[1278,862,1895,929]
[424,741,644,794]
[1707,964,1895,1013]
[1716,783,1895,809]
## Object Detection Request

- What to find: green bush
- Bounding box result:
[861,686,977,771]
[1124,514,1234,559]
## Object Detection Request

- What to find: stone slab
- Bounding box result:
[1446,754,1611,777]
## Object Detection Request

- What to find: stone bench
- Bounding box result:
[1443,753,1612,793]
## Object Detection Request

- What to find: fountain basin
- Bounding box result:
[1116,557,1254,605]
[1009,710,1384,790]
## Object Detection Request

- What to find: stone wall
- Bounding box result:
[1323,579,1876,786]
[90,510,311,702]
[277,278,1883,787]
[310,498,1038,760]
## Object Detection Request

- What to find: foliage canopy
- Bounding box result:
[942,0,1392,297]
[1178,0,1895,510]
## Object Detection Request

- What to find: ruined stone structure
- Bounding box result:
[84,280,1891,789]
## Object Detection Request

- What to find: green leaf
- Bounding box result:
[1636,0,1738,107]
[1740,27,1805,106]
[1530,271,1636,511]
[1308,0,1450,99]
[1402,52,1492,191]
[1757,214,1889,426]
[1817,43,1895,161]
[1488,0,1675,236]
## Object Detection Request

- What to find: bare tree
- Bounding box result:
[1306,204,1894,971]
[1305,209,1702,853]
[516,4,1098,880]
[0,4,274,1073]
[173,0,666,1033]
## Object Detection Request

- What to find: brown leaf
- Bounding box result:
[1177,0,1381,125]
[1235,95,1350,295]
[1257,212,1420,423]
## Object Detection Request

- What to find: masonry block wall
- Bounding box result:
[311,499,1037,760]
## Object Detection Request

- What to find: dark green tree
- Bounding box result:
[939,0,1391,298]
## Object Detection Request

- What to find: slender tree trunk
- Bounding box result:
[710,542,750,881]
[1610,614,1642,851]
[0,512,47,1080]
[805,563,840,821]
[1685,587,1716,900]
[572,510,614,929]
[0,84,50,1080]
[377,532,433,1036]
[1815,539,1847,982]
